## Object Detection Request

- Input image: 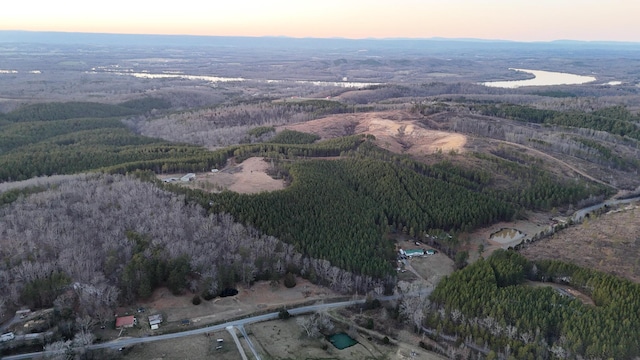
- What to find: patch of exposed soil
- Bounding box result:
[280,111,467,155]
[158,157,285,194]
[520,204,640,283]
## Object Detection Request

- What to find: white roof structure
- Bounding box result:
[148,314,163,326]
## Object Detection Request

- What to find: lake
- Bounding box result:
[481,68,596,88]
[93,70,381,88]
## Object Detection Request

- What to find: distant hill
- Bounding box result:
[1,31,638,56]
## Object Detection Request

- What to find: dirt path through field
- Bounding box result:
[493,139,616,189]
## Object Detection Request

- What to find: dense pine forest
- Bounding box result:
[428,250,640,359]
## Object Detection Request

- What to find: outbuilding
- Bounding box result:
[148,314,163,328]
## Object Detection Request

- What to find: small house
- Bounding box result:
[115,315,136,328]
[403,249,425,258]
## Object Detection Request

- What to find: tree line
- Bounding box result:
[2,98,170,122]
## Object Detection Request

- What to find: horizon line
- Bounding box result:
[2,29,640,45]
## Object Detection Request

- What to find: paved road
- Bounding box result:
[2,291,434,360]
[2,298,366,360]
[237,324,260,360]
[226,326,248,360]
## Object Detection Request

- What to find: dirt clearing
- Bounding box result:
[159,157,285,194]
[280,110,467,155]
[123,332,229,360]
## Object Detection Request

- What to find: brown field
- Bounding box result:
[123,332,231,360]
[520,203,640,283]
[123,315,447,360]
[143,278,338,323]
[280,110,467,155]
[249,316,447,360]
[159,156,286,194]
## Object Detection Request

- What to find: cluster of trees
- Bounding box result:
[0,174,388,320]
[1,98,170,122]
[471,151,612,210]
[449,111,640,188]
[350,139,610,212]
[123,99,350,148]
[427,250,640,359]
[0,99,212,182]
[266,129,321,144]
[474,103,640,141]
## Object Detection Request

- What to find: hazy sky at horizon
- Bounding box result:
[2,0,639,42]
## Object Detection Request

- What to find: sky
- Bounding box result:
[2,0,639,42]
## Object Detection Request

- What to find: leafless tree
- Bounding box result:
[43,340,72,360]
[297,311,334,338]
[0,174,383,321]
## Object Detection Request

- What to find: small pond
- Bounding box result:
[219,288,238,297]
[329,333,358,350]
[489,228,525,244]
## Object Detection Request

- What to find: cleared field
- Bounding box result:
[520,203,640,282]
[159,157,285,194]
[280,110,467,155]
[123,331,238,360]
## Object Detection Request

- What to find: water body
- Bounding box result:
[481,68,596,88]
[91,70,381,88]
[329,333,358,350]
[490,228,525,244]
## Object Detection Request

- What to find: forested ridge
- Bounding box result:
[0,99,205,182]
[0,175,386,319]
[474,103,640,141]
[2,98,171,122]
[428,250,640,359]
[197,149,605,278]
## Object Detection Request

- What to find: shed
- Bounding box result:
[148,314,163,326]
[115,315,136,328]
